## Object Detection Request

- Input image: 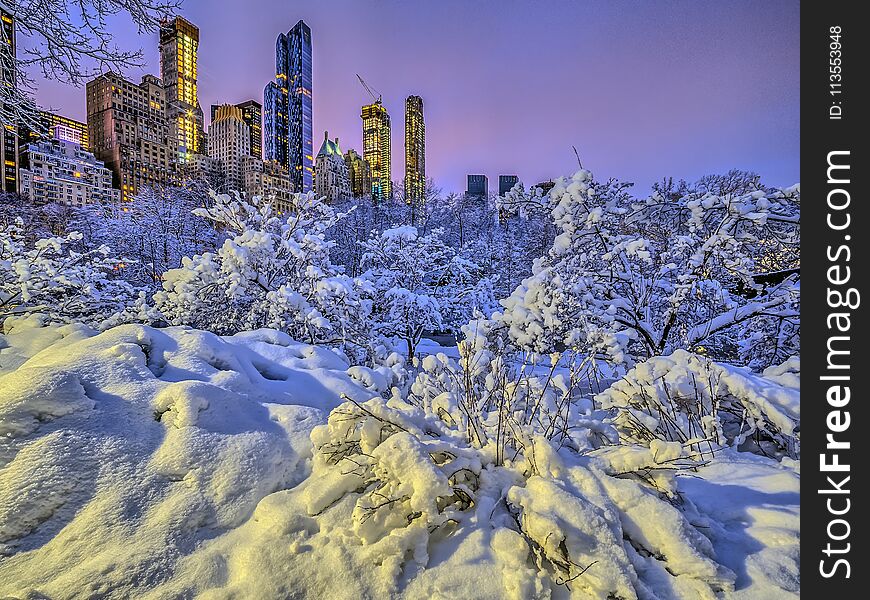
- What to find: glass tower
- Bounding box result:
[264,21,313,192]
[404,95,425,205]
[361,101,391,203]
[498,175,519,196]
[159,16,204,164]
[467,174,488,198]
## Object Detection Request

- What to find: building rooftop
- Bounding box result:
[317,131,343,157]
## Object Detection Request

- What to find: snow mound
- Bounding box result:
[0,321,799,599]
[150,395,736,599]
[0,319,372,598]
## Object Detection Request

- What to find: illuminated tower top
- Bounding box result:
[160,16,204,162]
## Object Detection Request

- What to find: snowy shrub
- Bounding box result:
[495,168,800,369]
[596,350,800,459]
[307,390,737,598]
[153,191,373,353]
[407,319,616,462]
[360,226,494,359]
[0,220,138,328]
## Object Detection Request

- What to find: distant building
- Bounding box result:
[208,104,250,192]
[498,175,519,196]
[534,180,556,194]
[264,20,313,192]
[344,148,371,199]
[159,16,205,163]
[211,100,262,160]
[314,131,350,203]
[466,174,488,198]
[1,7,18,192]
[404,95,425,204]
[241,155,293,211]
[21,111,91,151]
[86,72,173,202]
[18,137,120,206]
[237,100,262,160]
[361,101,391,202]
[179,153,224,191]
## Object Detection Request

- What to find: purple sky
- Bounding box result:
[33,0,800,193]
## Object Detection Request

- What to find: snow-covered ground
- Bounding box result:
[0,318,798,599]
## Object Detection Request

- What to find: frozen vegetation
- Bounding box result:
[0,167,800,598]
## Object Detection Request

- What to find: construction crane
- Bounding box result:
[356,74,382,104]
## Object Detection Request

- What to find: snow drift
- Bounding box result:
[0,318,799,599]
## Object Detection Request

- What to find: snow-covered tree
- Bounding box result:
[0,219,137,327]
[327,196,415,277]
[495,168,800,369]
[96,183,220,287]
[153,191,372,351]
[359,226,492,359]
[0,191,97,243]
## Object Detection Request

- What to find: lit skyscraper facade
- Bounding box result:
[361,101,391,202]
[208,104,251,192]
[264,20,313,192]
[86,73,173,202]
[22,111,90,150]
[404,95,425,204]
[1,7,18,192]
[344,148,371,199]
[159,16,204,163]
[237,100,263,160]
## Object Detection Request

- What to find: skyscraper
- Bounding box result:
[498,174,519,196]
[159,16,204,163]
[237,100,263,160]
[21,111,90,150]
[404,95,425,205]
[208,104,251,192]
[264,20,313,192]
[361,101,391,202]
[211,100,262,160]
[467,174,488,198]
[86,73,173,202]
[1,7,17,192]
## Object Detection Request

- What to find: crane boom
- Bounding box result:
[356,73,382,103]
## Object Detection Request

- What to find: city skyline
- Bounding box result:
[29,0,799,193]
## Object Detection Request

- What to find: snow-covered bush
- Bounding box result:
[0,220,138,328]
[408,319,615,462]
[153,191,372,352]
[307,390,736,598]
[495,168,800,369]
[360,226,494,359]
[596,350,800,459]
